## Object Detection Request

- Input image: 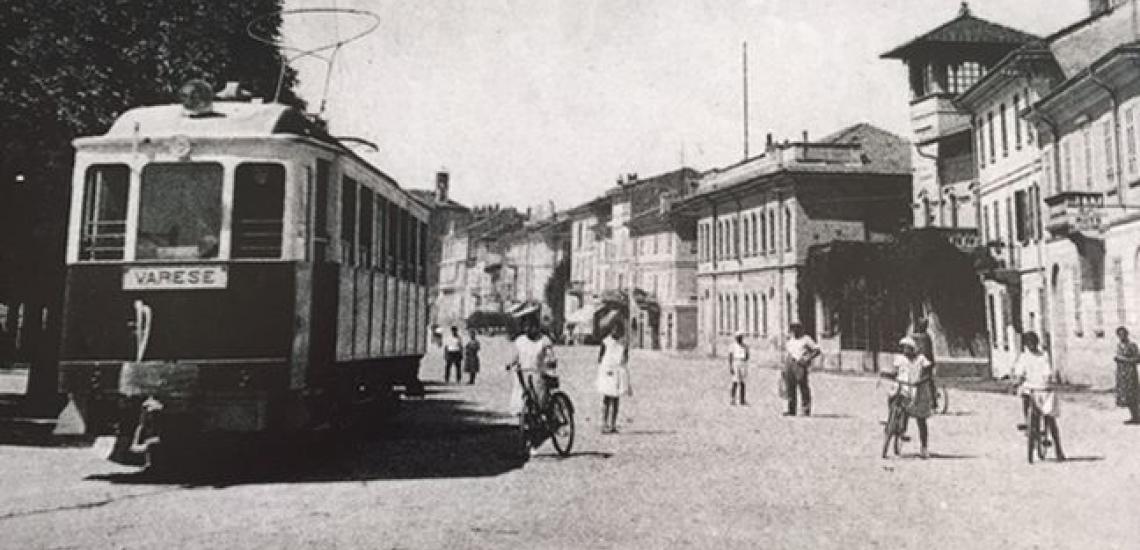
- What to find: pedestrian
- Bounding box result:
[443,326,463,383]
[1114,326,1140,424]
[1011,331,1065,460]
[596,319,631,434]
[782,323,820,416]
[463,328,481,385]
[432,324,443,347]
[892,336,934,459]
[729,331,749,406]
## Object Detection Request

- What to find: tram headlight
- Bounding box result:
[178,79,215,116]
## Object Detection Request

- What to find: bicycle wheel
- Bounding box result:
[548,392,575,457]
[937,386,950,414]
[1037,417,1049,461]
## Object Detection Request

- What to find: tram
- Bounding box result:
[58,81,429,463]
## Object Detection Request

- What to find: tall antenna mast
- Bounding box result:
[742,41,750,159]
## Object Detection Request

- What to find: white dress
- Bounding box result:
[595,335,630,397]
[730,342,750,383]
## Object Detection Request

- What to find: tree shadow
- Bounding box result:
[1057,455,1105,463]
[83,394,532,488]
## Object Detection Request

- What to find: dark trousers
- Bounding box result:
[784,367,811,415]
[444,351,463,382]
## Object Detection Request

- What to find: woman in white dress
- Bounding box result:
[596,321,630,434]
[729,331,749,406]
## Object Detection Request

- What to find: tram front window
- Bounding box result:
[137,163,223,260]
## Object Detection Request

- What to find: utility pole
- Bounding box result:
[742,41,750,160]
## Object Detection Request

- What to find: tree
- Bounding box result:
[0,0,302,408]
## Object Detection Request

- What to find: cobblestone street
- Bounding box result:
[1,339,1138,549]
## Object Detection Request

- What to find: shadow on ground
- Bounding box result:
[84,391,532,488]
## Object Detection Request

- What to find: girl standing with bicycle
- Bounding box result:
[888,337,934,459]
[507,304,559,455]
[1012,331,1065,461]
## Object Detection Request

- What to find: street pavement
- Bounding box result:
[1,338,1139,549]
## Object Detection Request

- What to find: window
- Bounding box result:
[1063,141,1074,189]
[759,212,767,254]
[375,196,386,271]
[232,163,285,259]
[1025,88,1035,145]
[358,189,374,268]
[400,209,411,281]
[1104,119,1115,184]
[1014,190,1027,244]
[784,206,792,251]
[988,294,998,349]
[340,178,358,265]
[314,160,331,262]
[1084,126,1093,189]
[79,164,129,261]
[731,218,738,258]
[750,213,758,255]
[762,293,769,335]
[1127,107,1138,176]
[1042,150,1054,195]
[1115,256,1127,326]
[977,117,986,169]
[1000,103,1008,158]
[1013,95,1022,150]
[741,216,749,257]
[982,204,990,243]
[993,204,1001,246]
[386,200,398,275]
[988,111,996,163]
[768,209,776,253]
[137,163,223,260]
[949,61,982,93]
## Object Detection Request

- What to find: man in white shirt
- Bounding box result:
[783,322,820,416]
[443,326,463,383]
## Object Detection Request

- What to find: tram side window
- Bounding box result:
[314,159,331,262]
[341,177,357,265]
[359,188,374,268]
[419,220,428,285]
[399,209,410,281]
[374,196,386,272]
[137,163,222,260]
[79,164,129,261]
[386,200,398,276]
[232,163,285,259]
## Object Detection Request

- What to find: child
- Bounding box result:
[729,331,750,406]
[891,336,933,459]
[1012,331,1065,461]
[596,321,631,433]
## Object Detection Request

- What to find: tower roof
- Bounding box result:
[881,2,1038,59]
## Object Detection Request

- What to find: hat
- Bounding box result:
[734,331,746,338]
[898,336,917,349]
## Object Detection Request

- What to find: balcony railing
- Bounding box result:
[1044,191,1104,237]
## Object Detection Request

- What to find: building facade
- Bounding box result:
[409,171,472,326]
[564,168,699,349]
[672,125,911,360]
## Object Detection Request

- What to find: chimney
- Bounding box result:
[1089,0,1110,15]
[766,133,774,150]
[802,130,809,142]
[435,170,450,203]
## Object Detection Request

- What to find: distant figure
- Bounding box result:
[463,328,481,385]
[443,326,463,383]
[431,324,443,347]
[783,323,820,416]
[596,321,631,434]
[729,331,750,406]
[1013,331,1065,460]
[1114,326,1140,424]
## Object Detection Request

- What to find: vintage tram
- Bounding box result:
[58,82,429,463]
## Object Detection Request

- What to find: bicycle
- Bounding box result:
[881,393,909,458]
[1023,389,1061,464]
[510,364,575,457]
[932,381,950,415]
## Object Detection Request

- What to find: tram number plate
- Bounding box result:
[123,265,228,290]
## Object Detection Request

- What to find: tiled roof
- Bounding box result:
[881,3,1038,59]
[818,123,912,175]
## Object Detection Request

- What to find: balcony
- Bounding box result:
[1044,191,1104,238]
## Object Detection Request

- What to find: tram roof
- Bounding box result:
[100,102,320,140]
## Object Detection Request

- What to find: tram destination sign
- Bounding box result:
[122,265,228,290]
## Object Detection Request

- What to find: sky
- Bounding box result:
[282,0,1088,212]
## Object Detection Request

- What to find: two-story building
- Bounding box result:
[626,203,699,350]
[671,124,911,359]
[1025,0,1140,387]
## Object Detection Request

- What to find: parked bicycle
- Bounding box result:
[511,363,575,457]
